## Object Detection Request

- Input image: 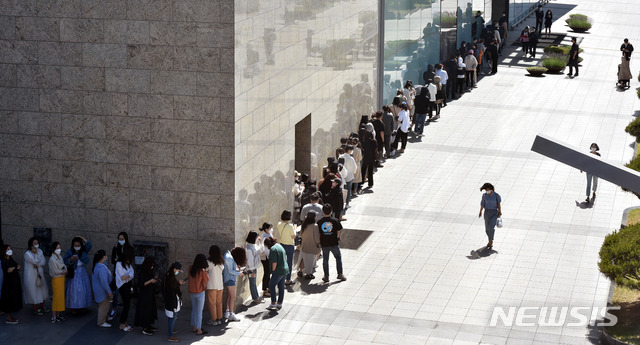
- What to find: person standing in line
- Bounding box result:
[265,238,288,311]
[115,251,134,332]
[92,250,113,328]
[475,40,485,76]
[110,232,134,320]
[487,39,499,74]
[206,245,225,326]
[535,5,544,36]
[222,247,246,322]
[135,257,159,336]
[0,244,22,324]
[426,78,437,120]
[350,137,364,191]
[435,63,449,106]
[621,38,634,59]
[581,143,601,203]
[568,37,580,77]
[275,210,296,284]
[324,178,345,221]
[339,145,358,208]
[259,222,274,298]
[23,237,48,316]
[317,204,347,283]
[361,131,377,188]
[64,236,93,314]
[433,76,444,119]
[381,106,395,159]
[188,254,209,335]
[544,9,553,38]
[370,113,385,165]
[48,241,67,324]
[164,262,185,342]
[456,58,466,96]
[413,86,429,136]
[464,50,478,89]
[478,183,502,249]
[392,102,410,153]
[298,211,321,279]
[245,232,263,304]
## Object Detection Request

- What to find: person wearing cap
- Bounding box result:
[164,262,185,342]
[464,49,478,90]
[621,39,634,59]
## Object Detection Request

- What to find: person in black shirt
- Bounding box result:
[568,37,579,77]
[316,204,346,283]
[371,111,385,165]
[535,5,544,35]
[621,38,634,59]
[361,131,377,188]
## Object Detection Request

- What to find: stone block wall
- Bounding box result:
[0,1,236,269]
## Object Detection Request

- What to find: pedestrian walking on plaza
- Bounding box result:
[275,210,296,283]
[567,37,580,77]
[163,262,185,342]
[48,241,67,324]
[581,143,601,203]
[23,237,48,316]
[265,237,288,311]
[478,183,502,249]
[520,27,530,57]
[621,38,634,59]
[189,254,209,335]
[544,10,553,38]
[134,257,158,336]
[317,204,347,283]
[91,250,112,328]
[64,236,93,314]
[298,211,321,279]
[259,222,274,298]
[528,28,538,58]
[206,245,224,325]
[1,244,22,324]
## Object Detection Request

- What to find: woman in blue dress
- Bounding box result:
[64,236,93,314]
[478,183,502,249]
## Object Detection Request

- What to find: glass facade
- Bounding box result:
[509,0,541,26]
[382,0,488,105]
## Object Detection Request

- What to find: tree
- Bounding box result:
[599,223,640,290]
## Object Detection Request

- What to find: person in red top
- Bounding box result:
[188,254,209,335]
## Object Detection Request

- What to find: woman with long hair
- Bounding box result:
[115,250,134,332]
[206,245,224,326]
[298,211,321,279]
[245,231,262,302]
[23,237,48,316]
[64,236,93,314]
[110,231,133,318]
[259,222,274,297]
[478,183,502,249]
[189,254,209,335]
[48,241,67,323]
[135,256,158,336]
[164,262,185,342]
[0,244,22,324]
[222,247,246,322]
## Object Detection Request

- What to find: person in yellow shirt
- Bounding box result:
[275,210,296,285]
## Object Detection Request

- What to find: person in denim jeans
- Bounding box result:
[275,210,296,285]
[163,261,185,342]
[264,238,288,311]
[222,247,246,322]
[245,231,262,303]
[581,143,601,203]
[316,204,347,283]
[188,254,208,335]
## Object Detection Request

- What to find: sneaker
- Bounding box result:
[276,304,282,310]
[57,315,66,321]
[51,317,57,323]
[109,310,116,318]
[55,317,64,324]
[5,319,18,325]
[285,280,294,286]
[168,336,180,342]
[227,313,240,322]
[223,310,230,319]
[267,304,278,311]
[253,298,265,304]
[337,274,347,281]
[322,276,329,283]
[99,322,112,328]
[33,309,43,316]
[122,325,133,332]
[213,320,220,326]
[142,329,154,336]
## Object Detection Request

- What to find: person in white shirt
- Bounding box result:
[115,254,134,332]
[427,79,437,120]
[392,102,410,153]
[339,146,358,207]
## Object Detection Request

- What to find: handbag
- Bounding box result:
[66,264,75,279]
[496,217,503,228]
[36,271,44,287]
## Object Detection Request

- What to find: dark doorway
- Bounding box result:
[295,114,312,175]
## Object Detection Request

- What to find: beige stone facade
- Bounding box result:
[0,0,378,278]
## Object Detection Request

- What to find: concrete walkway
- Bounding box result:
[2,0,640,344]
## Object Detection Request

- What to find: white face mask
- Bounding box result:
[74,246,81,251]
[118,240,125,246]
[54,249,62,255]
[175,270,180,276]
[6,250,13,256]
[590,146,597,152]
[34,244,39,249]
[484,190,492,194]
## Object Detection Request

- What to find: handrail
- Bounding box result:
[510,0,549,30]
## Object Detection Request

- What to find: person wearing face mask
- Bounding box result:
[135,256,159,336]
[64,236,93,314]
[0,244,22,324]
[49,241,67,323]
[581,143,601,203]
[110,231,134,319]
[478,183,502,249]
[164,262,185,342]
[23,237,49,316]
[92,250,113,328]
[259,222,274,298]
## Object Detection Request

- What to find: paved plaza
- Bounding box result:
[3,0,640,344]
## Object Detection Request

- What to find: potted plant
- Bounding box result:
[526,66,547,76]
[568,19,592,32]
[542,57,567,73]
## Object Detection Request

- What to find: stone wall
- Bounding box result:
[0,1,235,268]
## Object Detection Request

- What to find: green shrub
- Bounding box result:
[637,87,640,99]
[544,46,565,54]
[565,14,588,23]
[568,19,592,31]
[599,223,640,290]
[526,66,547,73]
[637,72,640,83]
[542,57,567,69]
[625,117,640,138]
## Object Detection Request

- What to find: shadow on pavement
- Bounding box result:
[467,246,498,260]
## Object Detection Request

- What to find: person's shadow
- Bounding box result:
[575,197,595,209]
[467,246,498,259]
